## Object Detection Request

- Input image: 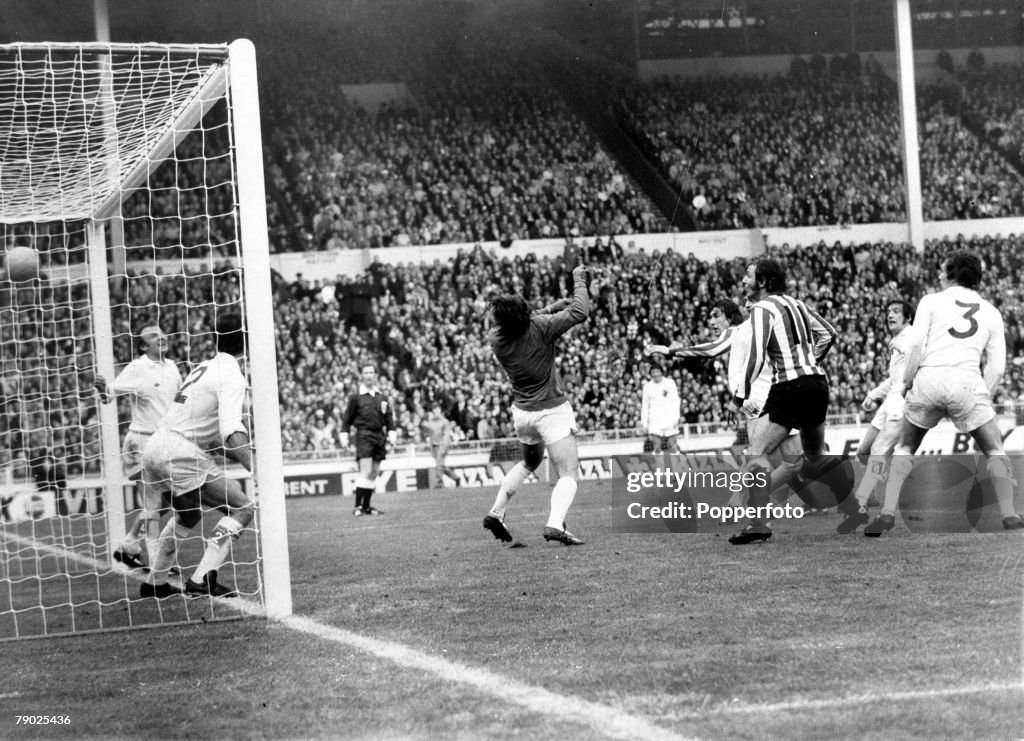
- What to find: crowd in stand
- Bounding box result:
[259,48,666,253]
[7,23,1024,468]
[271,233,1024,454]
[4,228,1024,468]
[257,45,1024,249]
[957,62,1024,176]
[619,64,907,229]
[618,53,1024,231]
[95,20,1024,260]
[917,78,1024,221]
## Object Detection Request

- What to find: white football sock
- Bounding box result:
[986,455,1018,519]
[118,515,146,553]
[489,462,530,519]
[190,516,244,584]
[546,477,578,530]
[149,519,190,585]
[880,454,913,517]
[853,457,886,510]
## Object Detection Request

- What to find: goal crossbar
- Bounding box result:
[0,42,230,58]
[0,42,229,224]
[94,65,227,221]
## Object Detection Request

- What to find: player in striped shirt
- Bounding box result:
[865,250,1023,536]
[730,258,838,544]
[647,297,801,503]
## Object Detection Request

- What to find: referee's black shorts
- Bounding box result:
[763,375,829,432]
[354,430,387,462]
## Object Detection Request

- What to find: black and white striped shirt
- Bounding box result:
[739,295,837,401]
[678,327,735,358]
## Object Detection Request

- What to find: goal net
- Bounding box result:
[0,40,291,640]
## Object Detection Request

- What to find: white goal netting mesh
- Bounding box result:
[0,43,268,639]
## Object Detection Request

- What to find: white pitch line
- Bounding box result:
[673,682,1023,718]
[283,614,694,741]
[2,530,691,741]
[8,531,1023,736]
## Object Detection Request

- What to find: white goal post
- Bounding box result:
[0,39,291,639]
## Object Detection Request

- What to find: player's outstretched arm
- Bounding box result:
[540,266,591,339]
[677,327,734,358]
[645,328,730,360]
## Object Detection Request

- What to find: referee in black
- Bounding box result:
[341,364,397,516]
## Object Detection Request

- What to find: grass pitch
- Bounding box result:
[2,477,1023,739]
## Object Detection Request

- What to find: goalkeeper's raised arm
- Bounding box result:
[482,262,596,547]
[535,264,591,339]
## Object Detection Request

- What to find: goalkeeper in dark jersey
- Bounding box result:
[483,264,592,546]
[341,364,397,516]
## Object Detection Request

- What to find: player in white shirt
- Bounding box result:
[835,300,917,532]
[836,300,913,533]
[140,313,255,598]
[641,363,681,453]
[865,251,1024,536]
[94,325,182,570]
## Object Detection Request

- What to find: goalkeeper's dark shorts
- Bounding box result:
[763,375,829,432]
[354,430,387,462]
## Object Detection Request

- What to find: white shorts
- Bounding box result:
[870,394,905,430]
[512,401,578,446]
[121,430,151,479]
[141,429,218,497]
[904,367,995,433]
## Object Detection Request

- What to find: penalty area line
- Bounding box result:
[674,682,1024,718]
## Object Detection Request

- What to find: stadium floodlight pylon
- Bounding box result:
[0,40,291,639]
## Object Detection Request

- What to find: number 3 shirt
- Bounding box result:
[160,352,248,449]
[912,285,1006,392]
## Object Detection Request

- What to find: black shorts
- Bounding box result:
[355,430,387,462]
[763,375,829,432]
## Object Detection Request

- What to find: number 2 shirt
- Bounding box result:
[160,352,247,449]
